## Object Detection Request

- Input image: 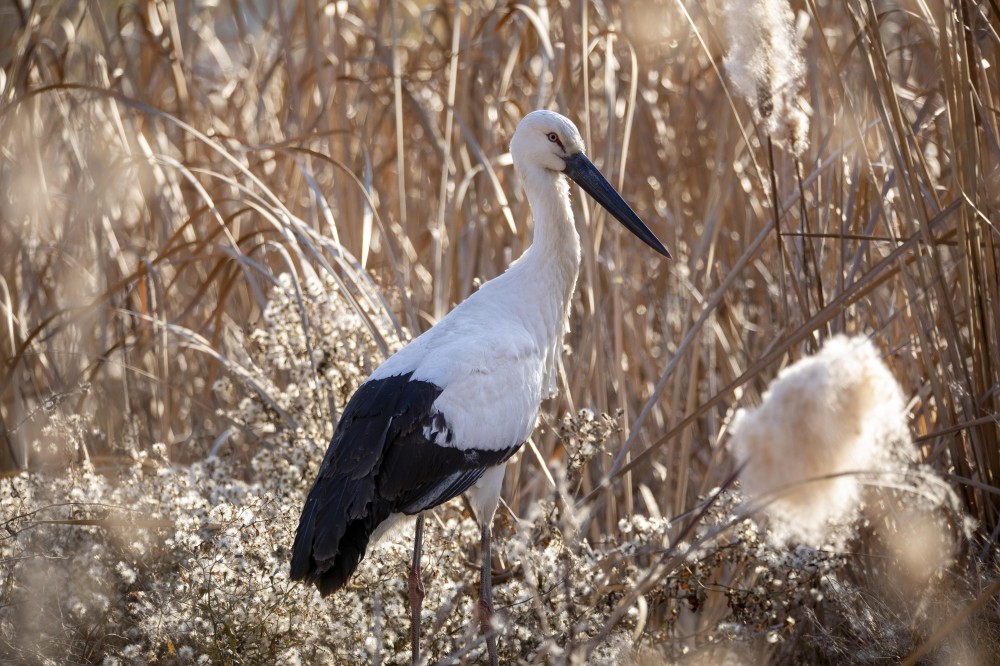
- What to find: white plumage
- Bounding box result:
[291,110,669,665]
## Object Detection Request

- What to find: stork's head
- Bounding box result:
[510,110,586,172]
[511,110,671,258]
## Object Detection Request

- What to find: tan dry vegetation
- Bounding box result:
[0,0,998,664]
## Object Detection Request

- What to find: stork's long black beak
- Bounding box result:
[563,152,671,258]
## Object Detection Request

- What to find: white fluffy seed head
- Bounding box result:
[729,335,911,546]
[723,0,811,155]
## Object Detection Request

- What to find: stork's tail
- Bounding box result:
[290,486,392,596]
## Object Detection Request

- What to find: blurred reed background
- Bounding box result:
[0,0,997,663]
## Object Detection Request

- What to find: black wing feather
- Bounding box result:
[400,468,486,514]
[290,372,518,596]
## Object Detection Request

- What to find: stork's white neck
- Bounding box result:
[515,164,581,289]
[493,164,581,397]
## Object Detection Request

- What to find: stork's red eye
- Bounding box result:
[546,132,559,143]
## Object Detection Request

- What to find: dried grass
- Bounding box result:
[1,0,998,663]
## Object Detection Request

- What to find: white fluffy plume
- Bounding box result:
[729,336,910,545]
[723,0,811,155]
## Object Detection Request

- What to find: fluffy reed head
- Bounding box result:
[729,335,910,545]
[723,0,811,155]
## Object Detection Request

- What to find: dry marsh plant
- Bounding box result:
[728,335,912,547]
[723,0,810,154]
[1,0,998,663]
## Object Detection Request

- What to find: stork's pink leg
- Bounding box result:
[478,522,499,666]
[409,514,425,666]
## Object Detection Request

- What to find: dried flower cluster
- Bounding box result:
[558,408,624,482]
[0,268,403,663]
[592,487,847,664]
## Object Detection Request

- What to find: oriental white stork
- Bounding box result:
[290,110,669,664]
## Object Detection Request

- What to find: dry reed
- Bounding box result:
[1,0,997,663]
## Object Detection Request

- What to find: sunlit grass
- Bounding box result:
[1,0,998,663]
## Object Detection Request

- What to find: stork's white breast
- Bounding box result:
[370,297,549,453]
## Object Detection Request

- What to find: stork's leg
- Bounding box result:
[409,513,425,666]
[477,521,499,666]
